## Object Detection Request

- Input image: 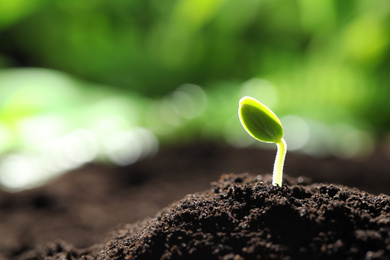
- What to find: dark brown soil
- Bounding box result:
[1,142,390,259]
[19,174,390,260]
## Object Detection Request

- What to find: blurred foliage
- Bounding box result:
[1,0,390,137]
[2,0,390,190]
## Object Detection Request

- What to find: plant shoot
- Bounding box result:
[238,96,287,187]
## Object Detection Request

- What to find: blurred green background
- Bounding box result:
[0,0,390,190]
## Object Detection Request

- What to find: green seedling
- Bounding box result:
[238,96,287,187]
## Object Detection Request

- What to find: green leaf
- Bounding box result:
[238,96,283,143]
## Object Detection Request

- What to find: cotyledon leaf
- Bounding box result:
[238,96,283,143]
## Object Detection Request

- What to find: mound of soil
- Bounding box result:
[1,142,390,259]
[21,173,390,259]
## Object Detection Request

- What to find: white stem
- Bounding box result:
[272,138,287,187]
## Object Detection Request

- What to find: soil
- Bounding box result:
[1,141,390,260]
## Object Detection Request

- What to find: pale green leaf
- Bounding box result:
[239,96,283,143]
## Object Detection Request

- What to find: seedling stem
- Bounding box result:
[273,138,287,187]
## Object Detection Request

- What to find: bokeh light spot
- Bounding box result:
[171,84,207,119]
[281,115,310,151]
[240,78,278,109]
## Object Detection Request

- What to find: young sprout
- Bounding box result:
[238,96,287,187]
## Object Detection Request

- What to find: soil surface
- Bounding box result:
[1,142,390,259]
